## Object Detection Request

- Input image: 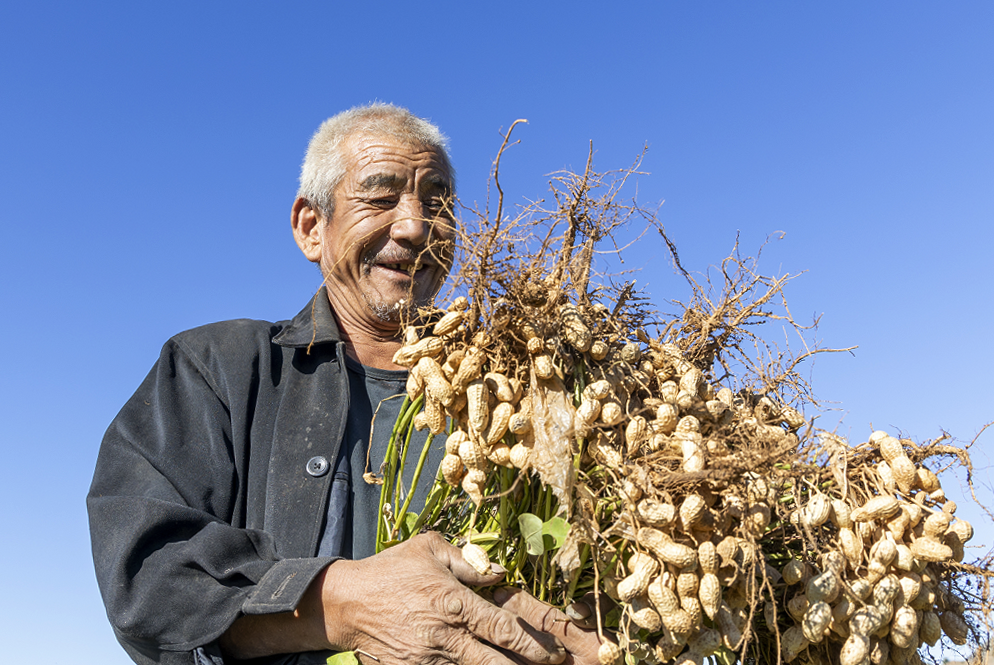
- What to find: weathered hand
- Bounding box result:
[491,588,605,665]
[315,532,568,665]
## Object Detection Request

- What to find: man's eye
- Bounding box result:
[425,197,453,212]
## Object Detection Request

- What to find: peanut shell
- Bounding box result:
[589,339,609,360]
[939,610,969,645]
[597,641,623,665]
[617,553,659,602]
[876,434,904,462]
[890,454,918,493]
[433,309,464,336]
[508,443,531,469]
[484,401,513,447]
[637,499,675,527]
[638,528,697,569]
[698,572,721,620]
[461,542,491,575]
[461,468,486,505]
[839,633,869,665]
[919,610,941,646]
[441,453,466,487]
[698,541,718,575]
[629,595,663,632]
[560,304,592,352]
[782,625,810,663]
[599,400,624,426]
[889,605,918,649]
[418,356,456,407]
[851,495,900,522]
[484,371,515,402]
[679,494,707,529]
[910,536,952,562]
[783,559,806,585]
[392,336,444,368]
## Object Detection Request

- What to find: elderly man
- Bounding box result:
[88,104,601,665]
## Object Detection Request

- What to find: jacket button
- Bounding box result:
[306,456,329,477]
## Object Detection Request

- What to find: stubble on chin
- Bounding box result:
[358,264,443,323]
[361,286,438,323]
[362,292,404,323]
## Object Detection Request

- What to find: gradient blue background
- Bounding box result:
[1,3,991,662]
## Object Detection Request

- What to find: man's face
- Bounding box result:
[317,133,455,329]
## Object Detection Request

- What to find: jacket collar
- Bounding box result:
[272,287,344,349]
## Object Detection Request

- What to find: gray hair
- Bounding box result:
[297,103,455,218]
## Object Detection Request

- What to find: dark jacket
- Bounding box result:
[88,289,358,665]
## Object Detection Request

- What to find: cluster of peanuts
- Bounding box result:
[394,296,536,506]
[393,294,791,507]
[597,441,977,664]
[775,431,974,665]
[602,522,765,665]
[393,295,978,665]
[563,337,811,665]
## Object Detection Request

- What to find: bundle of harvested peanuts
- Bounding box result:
[373,139,991,665]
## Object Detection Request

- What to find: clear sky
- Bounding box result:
[1,2,991,663]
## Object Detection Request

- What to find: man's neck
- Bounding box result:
[325,296,405,370]
[339,330,404,370]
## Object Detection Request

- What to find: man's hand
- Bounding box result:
[491,587,606,665]
[313,532,568,665]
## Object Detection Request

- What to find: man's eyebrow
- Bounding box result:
[358,173,406,191]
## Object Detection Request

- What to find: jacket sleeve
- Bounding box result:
[87,335,332,662]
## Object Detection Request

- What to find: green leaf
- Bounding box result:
[604,604,622,629]
[714,647,736,665]
[464,530,502,543]
[518,513,545,556]
[399,511,419,540]
[327,652,360,665]
[541,517,569,550]
[411,483,445,532]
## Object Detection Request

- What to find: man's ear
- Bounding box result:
[292,198,323,263]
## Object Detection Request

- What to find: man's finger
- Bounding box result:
[434,586,566,665]
[563,593,606,631]
[564,602,590,622]
[492,587,606,665]
[492,587,570,634]
[426,533,508,587]
[453,631,552,665]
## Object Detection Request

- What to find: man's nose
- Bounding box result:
[389,195,431,246]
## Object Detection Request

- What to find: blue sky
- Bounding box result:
[1,3,992,663]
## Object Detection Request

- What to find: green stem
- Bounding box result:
[542,486,555,600]
[565,543,590,605]
[390,396,424,535]
[538,551,548,602]
[394,432,436,536]
[511,545,529,586]
[376,395,422,551]
[498,468,511,568]
[392,416,414,516]
[481,502,501,537]
[376,397,411,551]
[572,358,586,405]
[426,478,451,530]
[411,465,451,535]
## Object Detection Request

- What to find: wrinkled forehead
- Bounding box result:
[341,132,453,193]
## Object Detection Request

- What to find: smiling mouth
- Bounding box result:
[382,262,421,273]
[372,261,436,279]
